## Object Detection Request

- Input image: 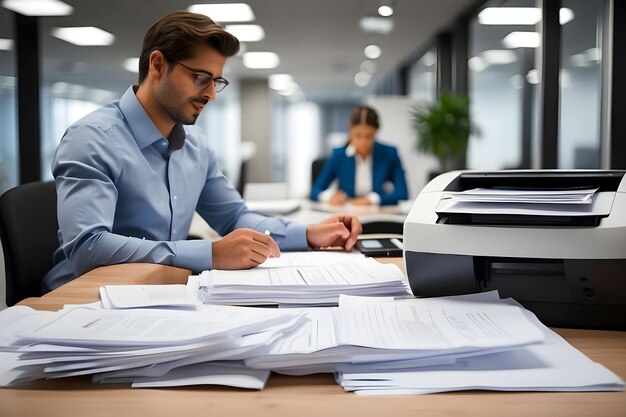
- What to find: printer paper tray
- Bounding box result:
[436,191,613,226]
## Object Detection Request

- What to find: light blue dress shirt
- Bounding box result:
[43,86,308,292]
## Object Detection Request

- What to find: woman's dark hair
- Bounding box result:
[138,11,240,84]
[348,105,380,130]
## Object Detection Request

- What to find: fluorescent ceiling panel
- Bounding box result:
[478,7,574,25]
[225,25,264,42]
[123,58,139,73]
[2,0,73,16]
[502,32,540,48]
[52,27,115,46]
[360,16,394,34]
[243,52,279,69]
[269,74,294,91]
[481,49,517,65]
[468,56,487,72]
[188,3,254,22]
[0,38,13,50]
[479,7,540,25]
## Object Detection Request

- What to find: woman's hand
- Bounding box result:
[328,190,348,205]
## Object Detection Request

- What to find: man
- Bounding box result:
[43,11,362,292]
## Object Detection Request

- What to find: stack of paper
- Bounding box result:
[442,188,600,204]
[245,293,547,375]
[198,257,412,306]
[100,284,202,310]
[437,187,613,217]
[1,304,307,389]
[336,295,625,395]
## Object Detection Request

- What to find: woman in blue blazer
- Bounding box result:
[310,105,408,206]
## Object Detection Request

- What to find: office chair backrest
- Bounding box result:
[311,157,328,187]
[0,181,58,306]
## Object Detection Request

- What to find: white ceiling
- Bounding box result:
[0,0,478,101]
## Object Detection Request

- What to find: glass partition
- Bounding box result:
[0,9,17,193]
[558,0,605,168]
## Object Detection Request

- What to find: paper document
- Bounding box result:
[437,191,613,217]
[198,257,412,306]
[100,284,202,309]
[259,250,365,268]
[245,292,545,374]
[337,299,624,395]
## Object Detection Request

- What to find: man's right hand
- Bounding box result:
[212,228,281,269]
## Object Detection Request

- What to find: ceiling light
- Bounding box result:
[526,69,539,85]
[481,49,517,65]
[2,0,73,16]
[468,56,487,72]
[52,27,115,46]
[0,38,13,50]
[421,51,436,67]
[360,60,377,73]
[502,32,540,48]
[123,58,139,73]
[360,16,394,35]
[269,74,294,91]
[570,53,589,68]
[511,74,524,89]
[586,47,601,62]
[364,44,382,59]
[478,7,574,25]
[188,3,254,22]
[354,71,372,87]
[478,7,540,25]
[277,83,299,96]
[225,25,264,42]
[378,5,393,17]
[560,8,574,24]
[243,52,279,69]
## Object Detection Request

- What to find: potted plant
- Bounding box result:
[411,91,477,173]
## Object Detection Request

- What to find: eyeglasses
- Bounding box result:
[167,56,229,93]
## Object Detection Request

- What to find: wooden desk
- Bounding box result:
[3,263,625,417]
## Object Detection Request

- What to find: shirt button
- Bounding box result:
[162,141,167,146]
[173,195,177,200]
[173,229,177,234]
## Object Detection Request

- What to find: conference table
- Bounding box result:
[2,259,625,417]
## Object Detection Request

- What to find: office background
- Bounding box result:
[0,0,624,308]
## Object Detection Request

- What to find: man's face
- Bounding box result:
[155,44,227,125]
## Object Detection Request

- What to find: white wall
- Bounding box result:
[366,96,439,200]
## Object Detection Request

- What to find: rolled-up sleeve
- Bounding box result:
[195,158,309,253]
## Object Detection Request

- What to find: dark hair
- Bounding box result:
[138,11,240,84]
[348,105,380,130]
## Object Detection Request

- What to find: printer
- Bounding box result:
[404,170,626,330]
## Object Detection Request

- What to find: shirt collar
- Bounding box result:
[119,85,178,150]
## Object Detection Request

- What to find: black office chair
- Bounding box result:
[0,181,58,306]
[311,157,328,187]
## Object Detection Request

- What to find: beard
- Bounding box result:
[155,76,208,125]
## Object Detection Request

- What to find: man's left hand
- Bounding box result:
[306,214,362,250]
